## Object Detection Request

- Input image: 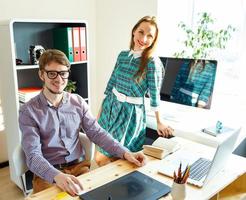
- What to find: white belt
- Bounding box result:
[179,88,198,103]
[112,88,144,105]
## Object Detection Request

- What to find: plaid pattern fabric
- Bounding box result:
[98,50,163,156]
[171,61,216,106]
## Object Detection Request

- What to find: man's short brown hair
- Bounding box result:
[39,49,71,71]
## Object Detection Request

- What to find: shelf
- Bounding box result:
[16,65,38,70]
[16,61,87,70]
[70,61,88,65]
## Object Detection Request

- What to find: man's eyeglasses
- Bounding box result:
[43,70,70,79]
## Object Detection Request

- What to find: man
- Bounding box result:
[19,49,146,196]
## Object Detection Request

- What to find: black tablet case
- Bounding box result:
[80,171,170,200]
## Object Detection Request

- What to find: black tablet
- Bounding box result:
[80,171,170,200]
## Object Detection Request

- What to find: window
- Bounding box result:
[157,0,246,124]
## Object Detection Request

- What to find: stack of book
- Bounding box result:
[143,137,180,159]
[18,88,42,103]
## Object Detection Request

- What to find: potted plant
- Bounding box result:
[65,80,77,93]
[174,12,235,59]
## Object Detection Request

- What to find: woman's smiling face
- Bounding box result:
[133,21,156,51]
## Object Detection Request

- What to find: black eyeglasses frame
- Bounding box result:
[43,70,71,79]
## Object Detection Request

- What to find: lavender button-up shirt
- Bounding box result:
[19,91,128,183]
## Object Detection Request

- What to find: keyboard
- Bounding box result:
[189,158,212,181]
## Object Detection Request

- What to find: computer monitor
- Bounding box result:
[159,57,217,109]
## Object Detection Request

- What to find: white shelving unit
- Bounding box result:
[0,19,90,192]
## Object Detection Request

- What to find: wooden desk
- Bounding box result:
[26,137,246,200]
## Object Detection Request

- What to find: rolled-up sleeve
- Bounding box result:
[146,57,164,111]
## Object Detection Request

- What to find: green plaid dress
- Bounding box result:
[98,50,164,156]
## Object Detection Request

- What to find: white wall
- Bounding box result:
[95,0,158,113]
[0,0,158,115]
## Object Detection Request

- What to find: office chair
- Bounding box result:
[12,132,95,196]
[13,142,29,195]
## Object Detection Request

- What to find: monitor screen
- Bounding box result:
[159,57,217,109]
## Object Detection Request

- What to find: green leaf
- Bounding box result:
[173,11,235,59]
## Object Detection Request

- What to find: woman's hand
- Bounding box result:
[155,111,174,137]
[157,121,174,137]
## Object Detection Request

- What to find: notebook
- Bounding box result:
[158,128,240,187]
[80,171,171,200]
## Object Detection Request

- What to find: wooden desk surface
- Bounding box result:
[26,137,246,200]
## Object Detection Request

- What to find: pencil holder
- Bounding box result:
[171,181,187,200]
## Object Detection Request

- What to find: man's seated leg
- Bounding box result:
[95,150,118,167]
[63,160,91,176]
[32,174,53,193]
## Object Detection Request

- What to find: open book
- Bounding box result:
[143,137,180,159]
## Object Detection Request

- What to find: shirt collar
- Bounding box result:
[128,50,143,59]
[39,90,68,107]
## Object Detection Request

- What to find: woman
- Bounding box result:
[96,16,173,166]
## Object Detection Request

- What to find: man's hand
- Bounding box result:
[123,152,146,167]
[54,172,83,196]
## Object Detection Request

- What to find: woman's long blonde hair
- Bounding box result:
[130,16,159,82]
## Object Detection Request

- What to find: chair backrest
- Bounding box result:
[13,144,28,177]
[12,143,29,195]
[79,132,95,161]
